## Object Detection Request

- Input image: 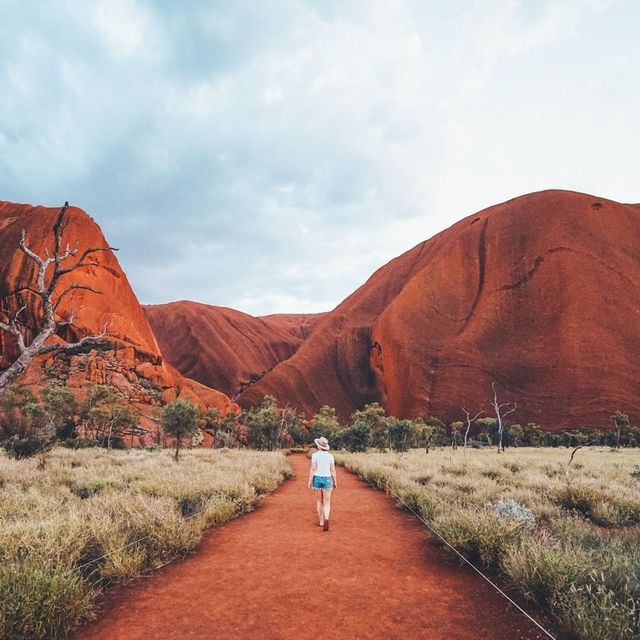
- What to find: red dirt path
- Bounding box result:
[75,455,549,640]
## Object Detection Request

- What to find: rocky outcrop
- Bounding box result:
[144,301,325,398]
[238,190,640,429]
[0,201,238,442]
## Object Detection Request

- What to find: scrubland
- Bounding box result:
[0,447,291,640]
[336,447,640,640]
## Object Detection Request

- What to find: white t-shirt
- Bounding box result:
[312,450,335,477]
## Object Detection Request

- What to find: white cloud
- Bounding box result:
[89,0,160,62]
[0,0,638,315]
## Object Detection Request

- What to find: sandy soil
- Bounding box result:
[75,454,549,639]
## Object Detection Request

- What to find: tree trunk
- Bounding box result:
[106,419,114,449]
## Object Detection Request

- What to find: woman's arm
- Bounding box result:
[308,460,317,488]
[331,462,337,489]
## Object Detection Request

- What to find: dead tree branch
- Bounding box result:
[565,439,597,484]
[462,408,483,450]
[0,203,116,392]
[490,382,516,453]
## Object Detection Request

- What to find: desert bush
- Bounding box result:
[502,535,592,606]
[503,535,640,640]
[493,498,536,529]
[433,508,523,567]
[0,562,95,640]
[553,484,640,527]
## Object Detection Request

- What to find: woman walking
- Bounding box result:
[308,436,337,531]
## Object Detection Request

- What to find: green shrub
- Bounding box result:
[502,536,593,609]
[433,508,523,567]
[0,562,95,639]
[503,536,640,640]
[553,484,640,527]
[1,435,45,460]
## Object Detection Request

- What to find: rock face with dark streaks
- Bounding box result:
[144,301,325,399]
[238,190,640,428]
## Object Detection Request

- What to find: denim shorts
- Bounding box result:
[312,476,333,490]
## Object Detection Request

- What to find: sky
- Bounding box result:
[1,0,639,315]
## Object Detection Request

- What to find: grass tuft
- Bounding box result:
[0,447,291,639]
[336,447,640,640]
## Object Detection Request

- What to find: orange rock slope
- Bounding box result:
[0,201,237,440]
[144,301,324,399]
[238,190,640,429]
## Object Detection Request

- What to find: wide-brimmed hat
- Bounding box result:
[314,437,330,450]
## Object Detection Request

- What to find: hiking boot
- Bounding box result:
[323,519,329,531]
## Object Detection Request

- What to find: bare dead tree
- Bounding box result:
[0,202,115,392]
[462,408,483,450]
[490,382,516,453]
[565,439,597,484]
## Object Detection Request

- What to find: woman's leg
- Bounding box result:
[321,488,332,522]
[316,490,324,524]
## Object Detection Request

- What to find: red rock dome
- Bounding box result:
[238,190,640,429]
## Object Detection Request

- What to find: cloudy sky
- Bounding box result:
[1,1,638,315]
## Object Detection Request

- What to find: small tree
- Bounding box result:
[202,407,221,448]
[388,419,415,452]
[80,385,138,448]
[219,411,244,447]
[0,203,114,393]
[341,420,371,452]
[522,423,544,447]
[351,403,388,452]
[162,398,200,460]
[417,417,447,453]
[611,410,629,449]
[0,386,54,466]
[277,405,304,448]
[450,421,463,450]
[311,405,342,444]
[246,395,280,450]
[490,382,516,453]
[42,384,77,439]
[508,424,524,447]
[476,417,497,446]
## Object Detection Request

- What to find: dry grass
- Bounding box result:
[0,447,292,640]
[336,447,640,640]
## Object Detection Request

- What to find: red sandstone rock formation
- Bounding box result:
[0,201,237,442]
[238,190,640,429]
[144,300,324,398]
